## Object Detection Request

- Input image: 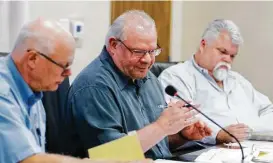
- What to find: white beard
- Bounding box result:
[213,62,231,81]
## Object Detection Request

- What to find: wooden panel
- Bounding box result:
[111,1,171,62]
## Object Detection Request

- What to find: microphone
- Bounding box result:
[165,85,245,161]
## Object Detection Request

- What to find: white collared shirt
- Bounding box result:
[158,56,273,141]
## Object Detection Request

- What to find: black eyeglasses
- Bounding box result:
[27,49,71,75]
[116,39,162,57]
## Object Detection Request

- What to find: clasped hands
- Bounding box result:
[156,100,212,140]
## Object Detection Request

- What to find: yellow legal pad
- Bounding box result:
[88,133,145,161]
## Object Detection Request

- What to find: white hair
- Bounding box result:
[13,19,75,56]
[202,19,243,45]
[105,10,156,47]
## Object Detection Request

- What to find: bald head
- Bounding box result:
[12,18,75,57]
[122,10,156,38]
[105,10,157,47]
[11,18,76,91]
[105,10,158,80]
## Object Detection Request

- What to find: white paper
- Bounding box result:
[195,147,254,163]
[155,159,194,163]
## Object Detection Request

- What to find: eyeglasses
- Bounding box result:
[116,39,162,57]
[27,49,71,75]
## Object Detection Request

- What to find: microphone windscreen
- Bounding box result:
[165,85,177,96]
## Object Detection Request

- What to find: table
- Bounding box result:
[171,146,217,162]
[170,140,273,162]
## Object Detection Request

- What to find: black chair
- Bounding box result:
[0,52,8,57]
[150,62,179,77]
[150,61,211,157]
[42,77,70,153]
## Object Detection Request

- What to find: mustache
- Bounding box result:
[214,62,231,70]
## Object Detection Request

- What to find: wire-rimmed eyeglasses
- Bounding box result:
[116,39,162,57]
[27,49,71,75]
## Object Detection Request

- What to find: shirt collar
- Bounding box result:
[191,54,236,92]
[6,55,43,109]
[191,54,235,79]
[191,55,209,75]
[99,46,150,90]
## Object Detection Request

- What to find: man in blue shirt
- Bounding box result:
[61,10,212,159]
[0,18,136,163]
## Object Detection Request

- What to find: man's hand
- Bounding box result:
[181,121,212,140]
[155,101,199,136]
[216,123,251,143]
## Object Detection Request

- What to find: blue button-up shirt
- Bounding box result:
[60,47,171,159]
[0,55,46,163]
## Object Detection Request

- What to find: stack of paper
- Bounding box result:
[252,151,273,163]
[88,133,145,161]
[155,159,210,163]
[247,140,273,163]
[206,140,273,163]
[249,130,273,142]
[155,159,194,163]
[228,140,273,151]
[195,147,253,163]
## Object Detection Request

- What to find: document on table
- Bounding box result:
[155,159,213,163]
[155,159,194,163]
[225,140,273,151]
[195,147,254,163]
[249,129,273,141]
[200,140,273,163]
[88,132,145,161]
[238,140,273,163]
[252,152,273,163]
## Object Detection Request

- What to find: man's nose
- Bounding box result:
[223,55,233,64]
[62,69,72,77]
[140,52,153,64]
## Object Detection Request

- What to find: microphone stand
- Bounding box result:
[165,85,245,162]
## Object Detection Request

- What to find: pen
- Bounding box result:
[158,103,192,109]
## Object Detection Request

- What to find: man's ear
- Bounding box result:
[201,39,206,47]
[26,51,39,69]
[107,38,118,56]
[199,39,206,53]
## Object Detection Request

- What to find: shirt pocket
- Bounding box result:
[150,103,165,121]
[196,89,230,115]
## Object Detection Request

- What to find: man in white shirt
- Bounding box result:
[158,19,273,144]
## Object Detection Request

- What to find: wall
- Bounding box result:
[170,1,183,62]
[28,1,184,81]
[10,1,272,100]
[182,1,273,100]
[0,1,10,52]
[9,1,29,50]
[28,1,110,82]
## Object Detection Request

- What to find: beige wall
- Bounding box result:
[6,1,273,100]
[27,1,184,81]
[182,1,273,100]
[28,1,110,82]
[0,1,10,52]
[170,1,183,61]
